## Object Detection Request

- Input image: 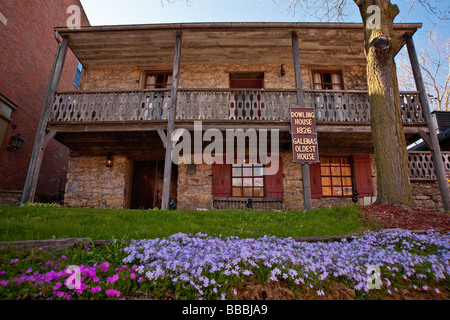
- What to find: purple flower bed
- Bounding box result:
[0,230,449,300]
[122,230,450,299]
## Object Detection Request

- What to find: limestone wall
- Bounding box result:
[64,155,132,209]
[79,64,367,91]
[177,162,213,211]
[411,181,446,211]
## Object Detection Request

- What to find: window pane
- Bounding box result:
[243,168,252,176]
[254,188,264,197]
[232,178,242,186]
[243,178,253,186]
[341,166,352,176]
[254,178,263,187]
[321,166,330,176]
[332,177,342,186]
[232,168,242,177]
[331,167,341,176]
[232,188,242,197]
[321,177,331,186]
[343,177,353,186]
[254,167,264,176]
[243,188,253,197]
[333,187,342,196]
[322,187,332,196]
[343,187,353,196]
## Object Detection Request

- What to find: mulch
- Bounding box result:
[359,203,450,233]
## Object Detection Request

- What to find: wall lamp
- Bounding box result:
[9,133,24,160]
[106,153,114,167]
[280,64,285,77]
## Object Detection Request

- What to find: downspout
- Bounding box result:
[20,31,62,204]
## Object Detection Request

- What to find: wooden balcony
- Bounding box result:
[49,89,425,124]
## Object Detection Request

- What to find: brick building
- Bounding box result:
[26,22,450,211]
[0,0,90,204]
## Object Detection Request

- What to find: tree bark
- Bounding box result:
[355,0,413,205]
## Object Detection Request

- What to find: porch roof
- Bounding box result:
[54,22,421,67]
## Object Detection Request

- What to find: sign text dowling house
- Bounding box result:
[290,108,319,163]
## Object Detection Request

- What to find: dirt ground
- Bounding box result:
[236,204,450,300]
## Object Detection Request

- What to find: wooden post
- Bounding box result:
[292,31,312,211]
[405,34,450,212]
[21,37,69,204]
[161,33,182,210]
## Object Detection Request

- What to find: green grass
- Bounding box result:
[0,204,378,241]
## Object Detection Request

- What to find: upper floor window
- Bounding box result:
[312,70,343,90]
[73,62,83,88]
[144,72,172,89]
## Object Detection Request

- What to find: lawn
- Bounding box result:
[0,204,377,241]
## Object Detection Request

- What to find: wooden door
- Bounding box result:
[130,161,177,209]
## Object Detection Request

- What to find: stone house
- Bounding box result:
[34,22,449,211]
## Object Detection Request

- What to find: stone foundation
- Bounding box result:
[64,155,132,209]
[177,162,213,211]
[411,181,445,211]
[0,190,23,206]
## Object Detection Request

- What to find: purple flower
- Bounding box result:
[91,286,101,293]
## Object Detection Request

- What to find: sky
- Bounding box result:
[79,0,449,40]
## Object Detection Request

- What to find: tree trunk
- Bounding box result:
[355,0,413,205]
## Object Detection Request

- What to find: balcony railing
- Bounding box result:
[408,151,450,180]
[49,89,424,123]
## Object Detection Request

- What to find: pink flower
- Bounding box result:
[53,282,62,290]
[91,286,101,293]
[106,273,119,283]
[106,289,121,297]
[130,272,137,279]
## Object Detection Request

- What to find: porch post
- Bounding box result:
[292,31,312,211]
[405,34,450,212]
[161,32,182,210]
[21,36,69,204]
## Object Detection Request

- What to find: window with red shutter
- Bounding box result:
[310,163,322,198]
[352,154,373,197]
[212,157,232,197]
[264,156,283,198]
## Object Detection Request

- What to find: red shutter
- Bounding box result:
[265,156,283,198]
[212,156,231,197]
[310,163,322,198]
[353,154,373,197]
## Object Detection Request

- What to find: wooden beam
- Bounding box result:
[292,31,312,211]
[418,131,434,151]
[406,34,449,212]
[21,37,69,204]
[161,33,182,210]
[157,129,167,148]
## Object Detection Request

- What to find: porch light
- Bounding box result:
[9,133,24,160]
[106,153,114,167]
[11,133,24,151]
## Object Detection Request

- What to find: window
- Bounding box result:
[144,72,172,89]
[73,62,83,88]
[0,93,16,149]
[212,156,283,199]
[312,70,343,90]
[310,154,373,199]
[320,157,353,197]
[231,163,264,197]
